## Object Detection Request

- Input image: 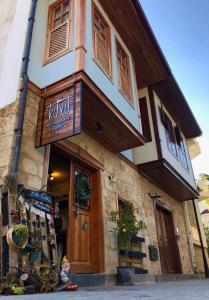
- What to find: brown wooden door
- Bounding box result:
[155,205,181,274]
[68,160,105,274]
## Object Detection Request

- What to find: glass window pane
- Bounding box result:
[54,18,61,28]
[74,170,91,208]
[54,6,61,19]
[62,13,69,22]
[63,1,70,13]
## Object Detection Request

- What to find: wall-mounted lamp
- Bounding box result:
[49,173,54,181]
[48,168,54,181]
[96,122,103,134]
[148,192,161,199]
[108,173,116,183]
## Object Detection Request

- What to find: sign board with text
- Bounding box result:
[36,81,82,147]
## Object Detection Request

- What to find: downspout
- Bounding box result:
[192,199,209,277]
[183,202,197,271]
[11,0,37,174]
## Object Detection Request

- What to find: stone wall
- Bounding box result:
[0,101,17,183]
[18,90,45,190]
[69,133,194,275]
[1,89,194,275]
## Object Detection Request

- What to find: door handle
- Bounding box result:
[81,221,88,231]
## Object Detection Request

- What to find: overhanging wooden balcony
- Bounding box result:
[33,71,146,153]
[138,159,199,201]
[82,75,145,152]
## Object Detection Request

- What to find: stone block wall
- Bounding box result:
[0,101,18,183]
[18,90,45,190]
[69,133,194,275]
[0,89,194,275]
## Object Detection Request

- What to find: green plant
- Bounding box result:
[108,200,146,266]
[3,173,23,210]
[12,225,28,247]
[10,284,25,295]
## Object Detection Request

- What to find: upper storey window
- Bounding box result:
[159,107,177,157]
[116,41,132,105]
[45,0,73,64]
[93,6,112,77]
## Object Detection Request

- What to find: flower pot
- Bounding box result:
[7,226,28,249]
[117,266,135,286]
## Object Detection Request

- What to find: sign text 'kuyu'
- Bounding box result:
[35,81,82,147]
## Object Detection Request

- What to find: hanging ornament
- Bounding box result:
[21,218,27,225]
[32,220,37,227]
[41,221,46,227]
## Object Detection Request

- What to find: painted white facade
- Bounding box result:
[133,87,158,164]
[154,91,196,188]
[28,0,77,88]
[27,0,141,133]
[0,0,30,108]
[85,0,141,132]
[133,88,196,190]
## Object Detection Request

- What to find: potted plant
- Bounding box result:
[7,224,28,249]
[109,200,146,285]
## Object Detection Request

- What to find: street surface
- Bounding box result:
[1,279,209,300]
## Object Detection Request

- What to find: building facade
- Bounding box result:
[0,0,206,282]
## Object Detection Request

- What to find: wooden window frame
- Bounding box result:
[139,97,152,142]
[174,126,189,171]
[116,39,133,106]
[159,106,177,158]
[44,0,74,65]
[92,3,112,79]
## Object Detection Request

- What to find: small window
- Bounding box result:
[93,6,111,77]
[159,107,177,157]
[116,41,132,104]
[139,97,152,142]
[45,0,73,64]
[175,126,188,170]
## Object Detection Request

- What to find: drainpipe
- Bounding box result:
[11,0,37,174]
[192,199,209,278]
[183,202,197,271]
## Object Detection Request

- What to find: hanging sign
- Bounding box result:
[34,203,51,214]
[23,189,52,205]
[35,81,82,147]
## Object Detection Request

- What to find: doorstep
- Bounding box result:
[135,273,205,284]
[71,272,204,287]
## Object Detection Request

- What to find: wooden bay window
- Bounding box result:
[139,97,152,142]
[116,41,133,104]
[45,0,73,64]
[93,5,112,77]
[159,107,177,157]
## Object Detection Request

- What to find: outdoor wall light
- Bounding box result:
[148,192,161,199]
[96,122,103,134]
[49,174,54,181]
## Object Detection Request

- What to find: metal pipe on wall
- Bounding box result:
[183,202,197,271]
[11,0,37,174]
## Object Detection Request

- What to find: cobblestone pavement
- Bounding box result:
[1,279,209,300]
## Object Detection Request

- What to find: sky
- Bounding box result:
[140,0,209,180]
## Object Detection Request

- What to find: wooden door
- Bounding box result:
[155,205,181,274]
[68,162,96,273]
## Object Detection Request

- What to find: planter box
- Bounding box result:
[131,236,145,243]
[119,250,146,259]
[135,268,148,274]
[117,266,135,286]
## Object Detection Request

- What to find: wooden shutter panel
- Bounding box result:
[139,97,152,142]
[159,106,167,128]
[95,33,111,76]
[119,68,132,101]
[47,21,69,59]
